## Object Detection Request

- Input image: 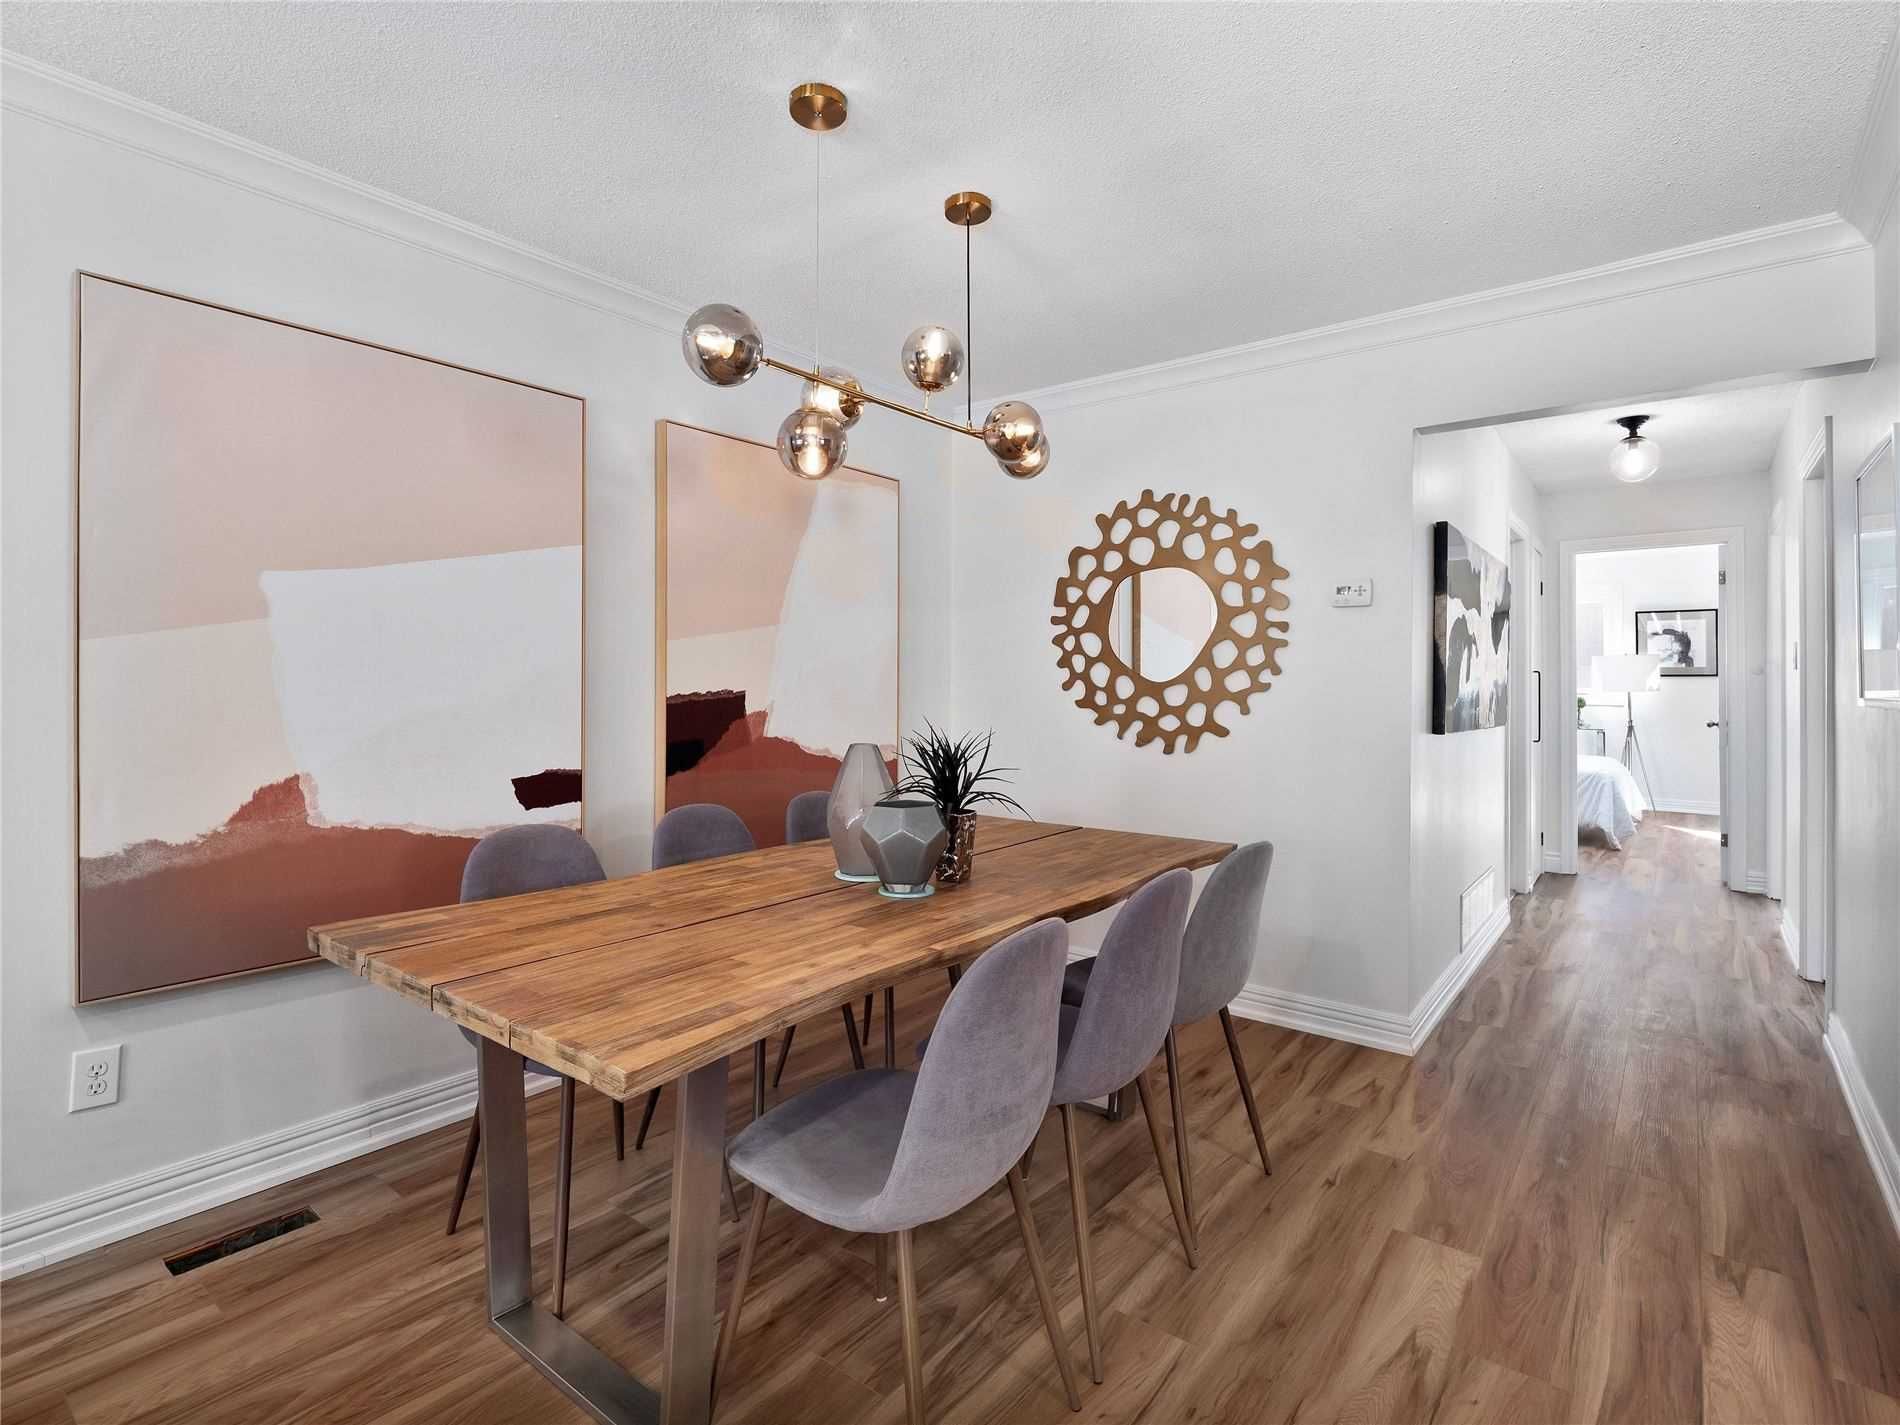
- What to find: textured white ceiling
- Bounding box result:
[1497,383,1800,492]
[5,2,1895,397]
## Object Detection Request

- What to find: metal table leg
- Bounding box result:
[478,1037,726,1425]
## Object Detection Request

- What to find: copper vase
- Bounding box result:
[936,811,977,884]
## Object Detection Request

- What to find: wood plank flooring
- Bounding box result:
[6,813,1897,1423]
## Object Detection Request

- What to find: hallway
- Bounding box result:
[3,813,1896,1424]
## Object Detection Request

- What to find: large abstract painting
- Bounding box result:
[657,421,897,847]
[77,275,583,1001]
[1431,520,1510,734]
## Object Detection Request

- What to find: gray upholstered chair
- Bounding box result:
[1051,867,1196,1384]
[1060,843,1275,1235]
[785,789,830,845]
[716,920,1082,1425]
[772,790,879,1088]
[652,801,756,868]
[446,824,612,1321]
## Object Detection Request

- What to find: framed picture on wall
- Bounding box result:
[76,273,584,1002]
[1634,608,1717,676]
[655,420,899,848]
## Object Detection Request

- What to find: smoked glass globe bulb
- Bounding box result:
[777,407,848,480]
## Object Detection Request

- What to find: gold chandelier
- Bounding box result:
[681,82,1049,482]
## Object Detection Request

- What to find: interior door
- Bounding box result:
[1529,543,1544,883]
[1717,541,1733,886]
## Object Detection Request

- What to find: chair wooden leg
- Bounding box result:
[613,1098,625,1161]
[1059,1105,1104,1383]
[1007,1163,1083,1410]
[724,1162,741,1222]
[771,1023,797,1087]
[895,1229,926,1425]
[552,1078,576,1319]
[1164,1028,1196,1234]
[445,1110,480,1235]
[635,1085,662,1150]
[841,1003,867,1071]
[711,1189,770,1410]
[1134,1071,1198,1268]
[875,1233,890,1302]
[1219,1007,1272,1176]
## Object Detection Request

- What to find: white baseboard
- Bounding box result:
[1542,849,1564,873]
[1228,983,1414,1055]
[1824,1013,1900,1243]
[1651,798,1721,816]
[1229,898,1510,1058]
[0,1069,555,1280]
[1406,898,1511,1053]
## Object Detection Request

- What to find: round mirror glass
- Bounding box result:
[1109,567,1217,681]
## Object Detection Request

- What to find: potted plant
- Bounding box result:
[891,723,1028,884]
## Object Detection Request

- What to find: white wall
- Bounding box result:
[1541,473,1772,882]
[1576,545,1723,813]
[951,217,1872,1046]
[1768,179,1900,1225]
[0,74,955,1268]
[1409,427,1540,1014]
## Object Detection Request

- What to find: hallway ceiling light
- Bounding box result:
[1610,413,1661,483]
[682,83,1048,481]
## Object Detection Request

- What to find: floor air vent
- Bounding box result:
[163,1206,319,1275]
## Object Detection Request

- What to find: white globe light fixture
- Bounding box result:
[1611,414,1661,483]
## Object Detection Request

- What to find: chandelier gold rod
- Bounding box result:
[761,356,982,438]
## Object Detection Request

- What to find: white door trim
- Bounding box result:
[1795,422,1834,981]
[1506,518,1542,893]
[1557,526,1747,882]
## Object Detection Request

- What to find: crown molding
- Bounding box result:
[0,51,911,400]
[1007,213,1867,415]
[1840,28,1900,242]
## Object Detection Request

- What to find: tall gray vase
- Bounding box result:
[827,742,894,883]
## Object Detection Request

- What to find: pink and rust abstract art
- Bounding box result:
[657,422,898,849]
[76,275,583,1001]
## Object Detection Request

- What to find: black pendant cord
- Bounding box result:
[965,220,972,426]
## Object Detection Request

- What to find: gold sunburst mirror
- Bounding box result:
[1050,490,1290,754]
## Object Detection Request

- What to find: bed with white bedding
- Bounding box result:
[1577,754,1649,849]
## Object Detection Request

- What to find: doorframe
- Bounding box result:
[1556,525,1746,883]
[1789,421,1835,981]
[1505,518,1543,893]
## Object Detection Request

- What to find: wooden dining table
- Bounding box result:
[310,815,1233,1425]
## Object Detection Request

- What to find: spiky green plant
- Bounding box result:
[891,722,1028,821]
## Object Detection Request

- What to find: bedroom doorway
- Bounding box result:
[1559,529,1740,887]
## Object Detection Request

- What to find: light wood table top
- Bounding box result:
[311,816,1232,1101]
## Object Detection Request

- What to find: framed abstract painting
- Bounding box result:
[1431,520,1511,733]
[655,421,898,848]
[75,274,584,1002]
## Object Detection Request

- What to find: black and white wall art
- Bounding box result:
[1635,608,1718,676]
[1431,521,1511,734]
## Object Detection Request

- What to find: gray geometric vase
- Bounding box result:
[858,799,948,900]
[827,742,894,883]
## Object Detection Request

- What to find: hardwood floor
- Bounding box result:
[6,813,1897,1424]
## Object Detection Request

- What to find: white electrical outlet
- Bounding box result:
[69,1044,121,1112]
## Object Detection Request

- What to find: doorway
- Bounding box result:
[1558,528,1742,886]
[1775,420,1833,981]
[1506,521,1544,893]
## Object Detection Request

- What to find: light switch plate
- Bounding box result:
[1330,579,1373,607]
[69,1044,121,1111]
